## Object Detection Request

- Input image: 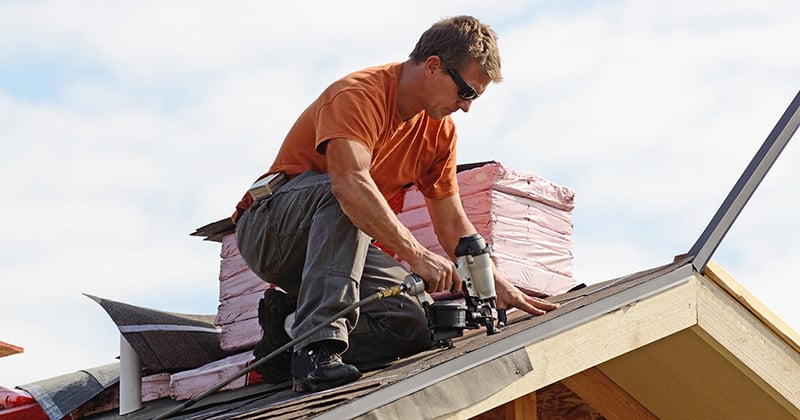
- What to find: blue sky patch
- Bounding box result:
[0,52,114,104]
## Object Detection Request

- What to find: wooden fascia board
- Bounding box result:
[444,273,700,419]
[704,259,800,354]
[695,273,800,414]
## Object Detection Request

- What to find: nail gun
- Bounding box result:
[404,233,501,346]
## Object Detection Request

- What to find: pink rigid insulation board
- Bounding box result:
[493,257,573,295]
[141,373,171,402]
[401,162,575,212]
[216,233,275,353]
[403,207,571,268]
[170,352,255,400]
[400,190,572,239]
[219,316,260,352]
[219,253,250,281]
[405,229,574,295]
[220,233,240,258]
[396,162,576,296]
[215,289,263,326]
[219,266,269,301]
[466,189,573,235]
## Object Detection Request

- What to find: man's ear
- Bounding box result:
[423,55,442,77]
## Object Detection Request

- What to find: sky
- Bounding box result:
[1,1,799,387]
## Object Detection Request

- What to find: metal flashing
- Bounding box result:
[689,91,800,273]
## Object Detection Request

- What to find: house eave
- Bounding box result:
[325,261,799,420]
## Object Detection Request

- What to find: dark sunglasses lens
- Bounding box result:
[447,68,478,100]
[459,88,477,100]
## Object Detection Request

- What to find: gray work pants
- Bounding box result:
[235,171,432,365]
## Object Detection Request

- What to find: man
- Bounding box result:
[232,15,558,393]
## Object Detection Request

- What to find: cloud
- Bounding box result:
[1,0,799,387]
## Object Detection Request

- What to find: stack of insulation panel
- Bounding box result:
[396,162,576,296]
[214,234,275,352]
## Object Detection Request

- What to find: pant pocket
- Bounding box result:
[236,202,284,280]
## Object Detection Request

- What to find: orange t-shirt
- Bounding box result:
[233,62,459,222]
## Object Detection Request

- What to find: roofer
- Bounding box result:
[231,15,559,393]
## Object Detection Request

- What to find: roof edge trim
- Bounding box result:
[689,90,800,273]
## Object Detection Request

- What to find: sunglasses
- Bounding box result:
[445,67,480,101]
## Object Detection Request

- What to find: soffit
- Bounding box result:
[600,327,798,420]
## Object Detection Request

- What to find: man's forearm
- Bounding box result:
[330,170,426,265]
[426,195,478,260]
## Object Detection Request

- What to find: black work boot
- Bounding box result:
[291,341,362,392]
[252,288,297,383]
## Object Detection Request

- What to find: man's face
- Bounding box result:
[427,60,491,120]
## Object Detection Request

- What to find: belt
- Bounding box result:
[248,172,288,200]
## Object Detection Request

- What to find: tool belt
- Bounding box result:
[248,172,288,200]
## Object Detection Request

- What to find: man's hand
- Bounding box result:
[494,275,559,315]
[408,249,462,294]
